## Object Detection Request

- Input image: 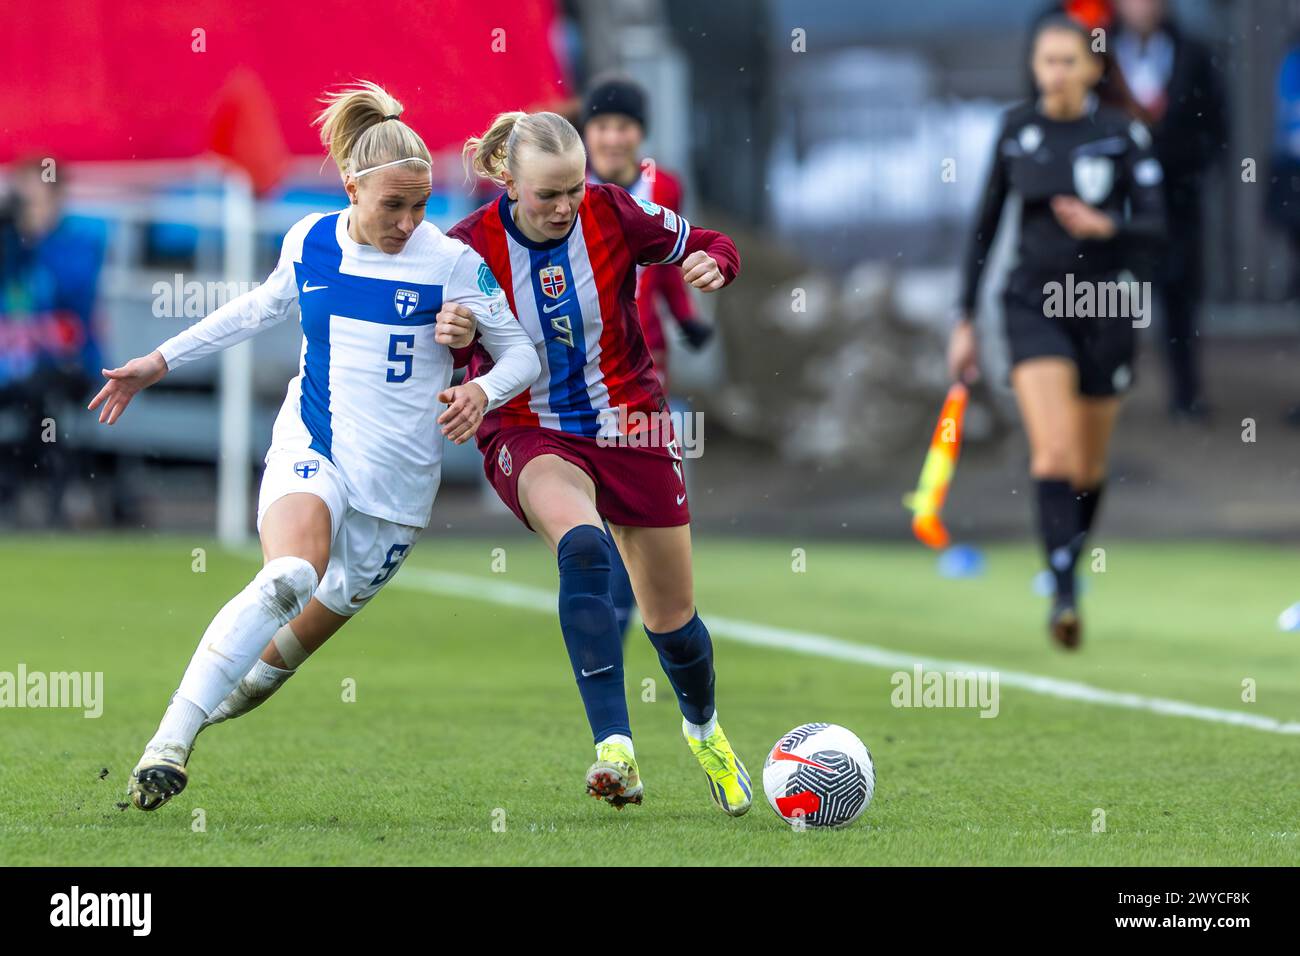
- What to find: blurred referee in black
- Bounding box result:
[949,14,1166,650]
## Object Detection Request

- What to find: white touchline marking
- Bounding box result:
[393,568,1300,735]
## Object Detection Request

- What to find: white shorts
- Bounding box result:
[256,447,421,617]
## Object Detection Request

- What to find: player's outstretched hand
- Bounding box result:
[435,302,477,348]
[437,381,488,444]
[682,251,726,292]
[946,318,980,385]
[87,350,169,425]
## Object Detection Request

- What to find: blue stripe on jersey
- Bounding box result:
[292,213,448,459]
[528,244,598,436]
[296,217,342,460]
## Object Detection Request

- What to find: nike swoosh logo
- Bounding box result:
[205,643,235,664]
[770,747,835,771]
[302,282,328,293]
[677,493,687,505]
[581,665,614,677]
[541,300,570,314]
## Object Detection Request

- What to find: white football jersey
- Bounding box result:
[158,210,537,529]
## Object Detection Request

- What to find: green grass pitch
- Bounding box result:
[1,534,1297,865]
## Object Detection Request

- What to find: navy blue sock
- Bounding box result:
[1035,478,1080,600]
[556,525,630,743]
[1077,481,1106,536]
[604,522,637,644]
[644,612,715,725]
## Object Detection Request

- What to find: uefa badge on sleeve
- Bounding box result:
[477,262,501,296]
[634,196,662,217]
[497,445,512,477]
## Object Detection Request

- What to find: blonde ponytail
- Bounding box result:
[314,80,432,180]
[462,111,583,187]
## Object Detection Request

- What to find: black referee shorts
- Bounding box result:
[1001,276,1137,398]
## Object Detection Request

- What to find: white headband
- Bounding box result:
[352,157,432,179]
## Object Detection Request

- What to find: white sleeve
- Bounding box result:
[445,247,540,412]
[472,329,541,412]
[155,222,306,371]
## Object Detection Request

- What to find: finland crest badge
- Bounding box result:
[394,288,420,319]
[294,459,320,479]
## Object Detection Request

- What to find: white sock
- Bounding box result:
[161,556,317,748]
[149,695,207,750]
[201,658,297,730]
[243,658,296,694]
[683,713,718,741]
[598,733,635,757]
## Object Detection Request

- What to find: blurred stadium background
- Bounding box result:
[4,0,1300,545]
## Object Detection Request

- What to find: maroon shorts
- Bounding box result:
[480,425,691,531]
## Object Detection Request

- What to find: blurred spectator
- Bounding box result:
[1267,31,1300,265]
[1111,0,1226,421]
[0,158,105,525]
[1266,30,1300,426]
[581,76,713,389]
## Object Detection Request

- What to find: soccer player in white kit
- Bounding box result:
[88,82,540,811]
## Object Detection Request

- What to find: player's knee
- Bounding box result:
[253,556,319,625]
[556,524,612,579]
[641,602,697,636]
[645,609,709,658]
[1030,446,1079,480]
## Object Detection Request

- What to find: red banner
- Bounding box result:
[5,0,568,177]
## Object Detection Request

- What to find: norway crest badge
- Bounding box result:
[539,266,567,299]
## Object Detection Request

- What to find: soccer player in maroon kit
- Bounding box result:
[451,109,752,814]
[580,77,715,640]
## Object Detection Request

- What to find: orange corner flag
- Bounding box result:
[903,383,969,549]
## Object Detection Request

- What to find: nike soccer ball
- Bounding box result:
[763,723,875,828]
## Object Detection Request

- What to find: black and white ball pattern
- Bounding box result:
[763,723,875,829]
[768,722,829,755]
